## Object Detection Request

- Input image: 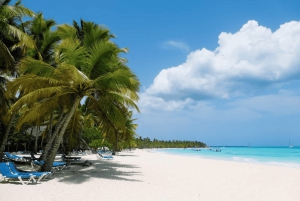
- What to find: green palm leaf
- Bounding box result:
[19,57,55,76]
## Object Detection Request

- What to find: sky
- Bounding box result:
[21,0,300,146]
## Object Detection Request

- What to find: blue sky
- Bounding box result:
[22,0,300,146]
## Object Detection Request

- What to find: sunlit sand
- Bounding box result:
[1,149,300,201]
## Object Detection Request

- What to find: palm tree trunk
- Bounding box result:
[39,111,65,161]
[40,112,53,150]
[34,126,39,153]
[0,113,16,161]
[41,98,80,172]
[40,137,44,151]
[112,131,118,155]
[48,113,53,138]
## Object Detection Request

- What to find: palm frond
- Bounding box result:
[55,37,87,67]
[56,24,77,39]
[92,68,140,95]
[87,96,126,130]
[83,40,119,78]
[6,74,69,98]
[57,63,90,87]
[12,0,35,17]
[10,85,71,112]
[6,23,35,48]
[19,56,55,75]
[16,96,63,129]
[0,39,14,70]
[82,22,113,46]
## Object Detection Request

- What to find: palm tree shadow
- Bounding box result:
[53,158,141,184]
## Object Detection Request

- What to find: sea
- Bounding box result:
[155,146,300,169]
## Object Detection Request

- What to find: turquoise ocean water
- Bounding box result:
[156,146,300,168]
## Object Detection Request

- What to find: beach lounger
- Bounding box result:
[30,152,68,171]
[61,154,81,162]
[0,163,36,185]
[31,160,67,171]
[97,152,113,160]
[6,162,52,181]
[3,152,30,164]
[68,160,93,166]
[4,152,22,159]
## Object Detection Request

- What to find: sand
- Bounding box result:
[0,149,300,201]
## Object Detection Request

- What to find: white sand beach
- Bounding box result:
[1,149,300,201]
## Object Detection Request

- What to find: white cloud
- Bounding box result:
[162,40,190,52]
[138,90,300,122]
[138,93,195,113]
[146,20,300,101]
[137,92,262,124]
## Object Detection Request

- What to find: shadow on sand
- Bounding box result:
[51,157,141,184]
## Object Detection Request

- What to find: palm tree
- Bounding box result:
[0,0,35,72]
[0,8,61,161]
[121,111,138,149]
[23,12,60,156]
[25,12,58,64]
[0,76,9,138]
[7,20,140,171]
[0,0,36,161]
[97,103,138,155]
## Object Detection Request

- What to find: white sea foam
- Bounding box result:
[266,161,300,169]
[232,156,258,163]
[232,156,300,169]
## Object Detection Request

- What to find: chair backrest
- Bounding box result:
[4,152,11,158]
[6,162,18,173]
[4,152,21,159]
[0,162,16,176]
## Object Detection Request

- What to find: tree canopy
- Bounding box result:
[0,1,206,171]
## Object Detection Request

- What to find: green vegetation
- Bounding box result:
[0,0,206,172]
[0,0,140,171]
[135,137,206,148]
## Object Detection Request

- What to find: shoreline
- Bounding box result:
[1,149,300,201]
[152,147,300,169]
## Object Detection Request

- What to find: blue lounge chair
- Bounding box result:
[32,160,67,171]
[6,162,52,181]
[4,152,22,159]
[30,153,67,171]
[61,154,81,162]
[3,152,30,164]
[97,151,113,160]
[0,163,36,185]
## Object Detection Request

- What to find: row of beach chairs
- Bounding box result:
[1,150,113,185]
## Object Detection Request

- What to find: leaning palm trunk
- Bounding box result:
[34,126,39,153]
[39,112,66,161]
[112,130,119,155]
[41,98,80,172]
[0,113,17,161]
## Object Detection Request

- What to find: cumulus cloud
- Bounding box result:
[138,93,195,112]
[162,40,190,52]
[146,20,300,101]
